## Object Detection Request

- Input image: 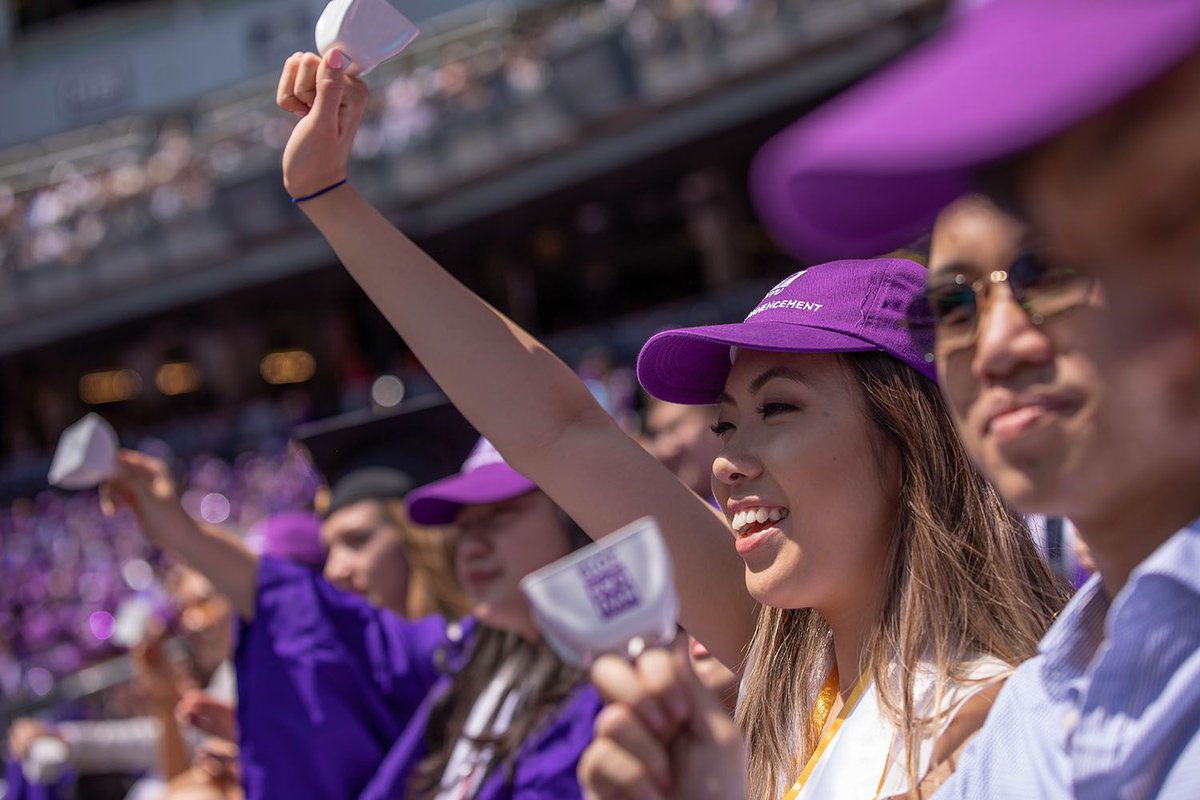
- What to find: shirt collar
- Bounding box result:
[1039,572,1107,658]
[1037,518,1200,673]
[1124,518,1200,596]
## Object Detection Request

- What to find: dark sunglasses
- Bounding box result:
[903,253,1095,360]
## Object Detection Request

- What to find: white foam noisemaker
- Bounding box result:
[47,413,119,490]
[315,0,419,75]
[22,735,69,785]
[112,595,155,648]
[520,517,679,668]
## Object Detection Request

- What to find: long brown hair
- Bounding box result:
[381,498,472,619]
[408,628,587,798]
[736,351,1070,799]
[407,502,592,797]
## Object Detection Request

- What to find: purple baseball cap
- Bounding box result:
[751,0,1200,262]
[406,438,537,525]
[637,258,933,405]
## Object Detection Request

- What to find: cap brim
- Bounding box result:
[406,464,538,526]
[636,321,877,405]
[752,0,1200,261]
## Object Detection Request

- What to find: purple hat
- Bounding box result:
[637,258,933,404]
[405,438,537,525]
[751,0,1200,262]
[247,511,326,567]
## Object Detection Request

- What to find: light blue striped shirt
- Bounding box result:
[935,521,1200,799]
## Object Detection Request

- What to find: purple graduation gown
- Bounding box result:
[235,556,449,799]
[358,674,601,799]
[236,556,601,800]
[3,759,73,800]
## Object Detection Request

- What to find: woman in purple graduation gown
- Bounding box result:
[361,437,600,800]
[105,440,600,800]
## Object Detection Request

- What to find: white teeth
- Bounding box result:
[730,507,789,534]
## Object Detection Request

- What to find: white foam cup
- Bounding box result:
[520,517,679,668]
[315,0,419,75]
[47,414,119,490]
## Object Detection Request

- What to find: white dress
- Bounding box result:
[784,658,1010,800]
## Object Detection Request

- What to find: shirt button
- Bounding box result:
[1062,707,1081,731]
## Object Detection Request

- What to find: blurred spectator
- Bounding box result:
[6,566,236,799]
[641,395,721,501]
[0,444,319,699]
[319,470,470,620]
[0,0,817,281]
[639,394,738,713]
[160,738,243,800]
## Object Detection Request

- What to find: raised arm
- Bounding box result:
[276,50,755,669]
[106,451,258,621]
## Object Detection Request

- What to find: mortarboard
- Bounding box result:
[292,394,477,515]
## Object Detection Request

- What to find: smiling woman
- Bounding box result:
[712,353,896,607]
[370,438,599,800]
[629,260,1071,798]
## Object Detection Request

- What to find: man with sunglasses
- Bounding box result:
[740,1,1200,796]
[907,196,1200,799]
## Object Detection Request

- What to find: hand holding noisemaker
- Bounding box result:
[315,0,418,76]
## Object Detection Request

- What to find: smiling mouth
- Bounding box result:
[731,507,789,536]
[986,397,1076,442]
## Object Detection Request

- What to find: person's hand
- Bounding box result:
[6,719,65,762]
[132,621,191,711]
[579,641,747,800]
[178,690,238,742]
[102,450,190,545]
[193,737,242,788]
[164,738,243,800]
[276,50,369,199]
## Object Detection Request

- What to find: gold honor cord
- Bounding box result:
[780,667,872,800]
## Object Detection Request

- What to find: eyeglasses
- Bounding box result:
[903,253,1095,360]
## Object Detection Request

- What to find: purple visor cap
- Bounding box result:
[638,258,934,405]
[751,0,1200,262]
[405,437,537,525]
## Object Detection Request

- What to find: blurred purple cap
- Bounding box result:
[637,258,932,405]
[751,0,1200,261]
[405,438,537,526]
[247,510,325,567]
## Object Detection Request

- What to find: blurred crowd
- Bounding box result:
[0,445,320,704]
[0,0,855,283]
[0,335,660,703]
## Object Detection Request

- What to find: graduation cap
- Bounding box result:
[292,394,478,517]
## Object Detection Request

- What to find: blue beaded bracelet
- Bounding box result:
[291,178,348,204]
